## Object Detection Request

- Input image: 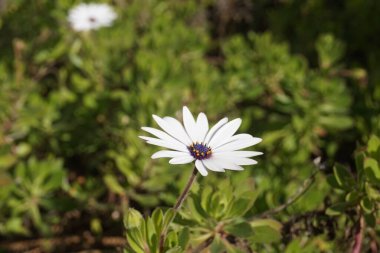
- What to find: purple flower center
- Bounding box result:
[188,142,212,160]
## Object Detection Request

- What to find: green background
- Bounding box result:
[0,0,379,252]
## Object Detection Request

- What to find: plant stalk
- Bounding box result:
[159,166,198,252]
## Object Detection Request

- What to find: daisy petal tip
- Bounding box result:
[153,114,165,122]
[198,169,208,176]
[232,118,242,125]
[198,112,206,117]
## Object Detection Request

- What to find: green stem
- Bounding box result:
[159,166,198,252]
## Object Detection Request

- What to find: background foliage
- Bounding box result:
[0,0,379,252]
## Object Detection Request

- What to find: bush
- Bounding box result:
[0,0,379,252]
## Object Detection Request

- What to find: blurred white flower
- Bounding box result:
[68,3,117,31]
[140,106,263,176]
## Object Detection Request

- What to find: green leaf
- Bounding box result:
[162,208,176,232]
[367,135,380,154]
[333,164,354,190]
[114,156,140,186]
[151,208,164,236]
[326,202,348,216]
[364,213,376,228]
[165,246,182,253]
[227,191,258,218]
[365,183,380,201]
[319,116,353,130]
[126,228,145,253]
[225,221,254,238]
[364,158,380,185]
[165,230,179,249]
[3,218,29,236]
[178,227,190,249]
[124,208,143,229]
[200,185,214,212]
[130,192,159,207]
[210,236,226,253]
[345,191,360,204]
[355,152,366,187]
[326,174,341,189]
[360,197,373,213]
[316,33,345,69]
[186,194,208,222]
[249,219,282,243]
[90,218,102,234]
[208,194,222,217]
[0,154,16,170]
[145,217,157,253]
[15,143,31,157]
[104,174,125,195]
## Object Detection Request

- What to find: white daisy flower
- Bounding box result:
[68,3,117,32]
[140,106,263,176]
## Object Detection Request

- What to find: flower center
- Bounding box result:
[89,17,97,23]
[188,142,212,160]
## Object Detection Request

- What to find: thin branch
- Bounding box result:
[352,216,364,253]
[235,237,254,253]
[256,169,319,218]
[368,229,379,253]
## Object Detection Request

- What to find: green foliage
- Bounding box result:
[0,0,379,252]
[327,135,380,236]
[123,178,283,252]
[176,178,282,251]
[0,157,66,235]
[124,208,189,253]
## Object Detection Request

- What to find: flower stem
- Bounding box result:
[159,166,198,252]
[174,166,198,210]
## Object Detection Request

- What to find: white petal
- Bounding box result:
[196,113,209,142]
[208,118,242,148]
[214,135,262,152]
[210,157,244,171]
[152,115,189,145]
[235,158,257,165]
[169,156,195,164]
[204,117,228,143]
[195,160,208,176]
[212,133,252,148]
[151,150,188,159]
[212,154,257,166]
[68,3,116,31]
[182,106,198,142]
[202,158,225,172]
[139,136,188,152]
[213,151,263,157]
[224,164,244,171]
[142,127,188,149]
[139,136,155,142]
[163,117,192,145]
